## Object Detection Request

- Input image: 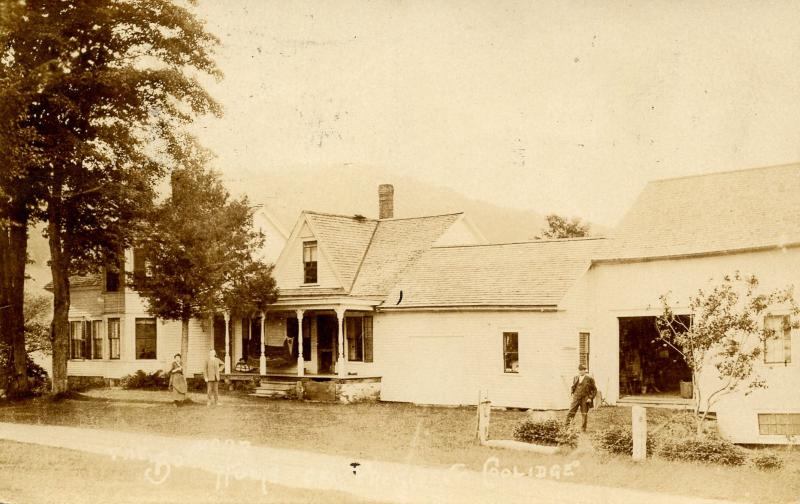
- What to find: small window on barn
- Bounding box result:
[758,413,800,436]
[303,241,318,284]
[70,321,86,359]
[764,315,791,364]
[135,318,157,360]
[346,316,373,362]
[108,318,121,359]
[503,332,519,373]
[579,332,590,370]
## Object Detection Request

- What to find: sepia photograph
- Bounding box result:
[1,1,799,503]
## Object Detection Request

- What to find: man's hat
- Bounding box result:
[578,364,588,371]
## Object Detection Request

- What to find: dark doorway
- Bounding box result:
[213,315,227,361]
[619,316,691,396]
[317,315,338,375]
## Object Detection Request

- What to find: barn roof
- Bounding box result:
[598,163,800,261]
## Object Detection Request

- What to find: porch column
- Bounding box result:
[335,307,346,377]
[224,311,231,374]
[259,311,266,375]
[296,309,305,377]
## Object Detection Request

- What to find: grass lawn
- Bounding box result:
[1,390,798,503]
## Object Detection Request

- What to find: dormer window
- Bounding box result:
[303,241,318,284]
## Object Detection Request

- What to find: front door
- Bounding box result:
[316,315,338,374]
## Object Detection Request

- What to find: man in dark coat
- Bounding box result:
[565,364,597,432]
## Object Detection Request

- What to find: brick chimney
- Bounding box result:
[378,184,394,219]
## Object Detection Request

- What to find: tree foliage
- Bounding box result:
[536,214,591,239]
[657,273,800,433]
[134,165,278,369]
[0,0,221,392]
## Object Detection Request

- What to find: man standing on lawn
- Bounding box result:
[203,349,224,406]
[565,364,597,432]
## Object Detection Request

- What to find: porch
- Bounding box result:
[211,299,381,401]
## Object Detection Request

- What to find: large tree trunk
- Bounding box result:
[0,204,30,398]
[48,217,70,394]
[7,217,29,397]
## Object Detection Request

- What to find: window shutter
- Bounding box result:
[364,316,373,362]
[579,332,590,369]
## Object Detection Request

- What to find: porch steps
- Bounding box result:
[252,380,300,399]
[616,395,693,410]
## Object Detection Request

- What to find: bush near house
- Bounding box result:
[513,419,579,448]
[658,435,746,466]
[120,370,168,390]
[751,452,784,471]
[592,425,656,456]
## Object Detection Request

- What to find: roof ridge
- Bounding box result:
[380,212,463,222]
[303,210,378,221]
[432,236,606,249]
[649,162,800,185]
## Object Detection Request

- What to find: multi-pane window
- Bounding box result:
[758,413,800,436]
[503,332,519,373]
[579,332,590,370]
[70,321,86,359]
[303,241,318,284]
[135,318,157,359]
[108,318,121,359]
[132,247,152,289]
[346,316,373,362]
[764,315,792,364]
[90,320,103,360]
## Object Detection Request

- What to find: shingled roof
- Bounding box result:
[304,212,378,290]
[350,213,462,297]
[44,274,101,291]
[598,163,800,261]
[384,237,603,309]
[300,211,467,296]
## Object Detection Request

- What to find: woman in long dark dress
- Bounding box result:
[169,353,188,405]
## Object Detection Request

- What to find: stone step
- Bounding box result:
[258,381,298,391]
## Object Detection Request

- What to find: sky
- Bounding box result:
[190,0,800,227]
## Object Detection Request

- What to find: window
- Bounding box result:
[303,241,318,284]
[503,332,519,373]
[579,332,590,370]
[70,321,86,359]
[90,320,103,359]
[758,413,800,436]
[132,247,152,289]
[135,318,157,359]
[105,266,121,292]
[345,316,373,362]
[108,318,121,359]
[764,315,792,364]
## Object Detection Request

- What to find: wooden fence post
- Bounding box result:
[476,390,491,445]
[632,405,647,461]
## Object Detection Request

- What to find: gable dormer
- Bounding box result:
[273,213,376,291]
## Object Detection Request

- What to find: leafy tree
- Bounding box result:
[133,165,278,371]
[536,214,590,239]
[657,273,800,434]
[0,1,221,392]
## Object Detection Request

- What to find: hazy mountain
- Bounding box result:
[25,164,605,295]
[224,164,559,241]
